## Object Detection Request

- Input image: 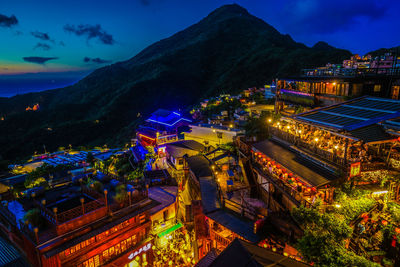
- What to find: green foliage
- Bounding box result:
[114,184,128,204]
[23,208,43,228]
[335,194,376,222]
[24,163,71,188]
[387,202,400,224]
[90,181,104,193]
[127,168,144,181]
[292,205,378,267]
[201,98,244,119]
[244,113,271,140]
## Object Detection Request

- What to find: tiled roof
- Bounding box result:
[146,109,191,127]
[294,96,400,132]
[253,140,337,187]
[0,237,29,267]
[208,239,310,267]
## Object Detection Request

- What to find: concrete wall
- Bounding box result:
[184,125,242,147]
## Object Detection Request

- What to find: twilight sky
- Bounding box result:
[0,0,399,95]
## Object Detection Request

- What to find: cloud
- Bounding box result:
[34,43,51,51]
[0,14,18,27]
[59,41,65,46]
[83,57,112,64]
[23,56,58,64]
[281,0,391,34]
[64,24,115,45]
[14,30,23,36]
[31,31,54,42]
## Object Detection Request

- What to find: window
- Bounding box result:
[163,210,168,221]
[178,159,184,165]
[374,84,381,92]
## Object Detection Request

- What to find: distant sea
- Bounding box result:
[0,71,90,98]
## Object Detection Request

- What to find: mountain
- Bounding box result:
[0,4,351,163]
[367,46,400,57]
[312,41,335,51]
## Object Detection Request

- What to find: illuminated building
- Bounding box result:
[136,109,192,147]
[0,183,168,267]
[184,124,244,147]
[244,96,400,214]
[276,53,400,107]
[183,155,264,260]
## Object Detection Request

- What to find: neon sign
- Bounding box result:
[128,243,152,260]
[147,118,192,127]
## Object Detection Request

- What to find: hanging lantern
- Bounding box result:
[382,220,388,226]
[395,227,400,234]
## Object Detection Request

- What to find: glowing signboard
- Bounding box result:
[127,243,152,260]
[350,162,361,177]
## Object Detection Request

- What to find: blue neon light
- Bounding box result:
[147,118,192,127]
[173,112,181,116]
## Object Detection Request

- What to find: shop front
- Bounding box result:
[106,242,154,267]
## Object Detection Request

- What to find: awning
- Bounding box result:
[157,222,183,238]
[253,140,338,187]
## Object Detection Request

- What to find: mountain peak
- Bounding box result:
[312,41,335,51]
[208,4,250,17]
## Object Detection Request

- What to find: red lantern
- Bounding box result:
[382,220,388,226]
[395,228,400,234]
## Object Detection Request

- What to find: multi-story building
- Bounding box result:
[244,96,400,213]
[276,53,400,107]
[136,109,192,147]
[184,124,244,147]
[0,182,162,267]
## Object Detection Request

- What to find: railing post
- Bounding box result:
[53,207,58,225]
[34,227,39,243]
[80,197,85,215]
[104,189,108,213]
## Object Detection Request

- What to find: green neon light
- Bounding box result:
[157,222,183,238]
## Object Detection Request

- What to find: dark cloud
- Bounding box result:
[31,31,53,42]
[0,14,18,28]
[64,24,115,45]
[281,0,391,34]
[23,56,58,64]
[83,57,112,64]
[34,43,51,51]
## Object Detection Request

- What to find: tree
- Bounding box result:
[23,208,43,228]
[114,184,128,205]
[292,205,379,267]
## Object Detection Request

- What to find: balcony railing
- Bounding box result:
[210,228,233,248]
[270,126,347,167]
[253,164,313,208]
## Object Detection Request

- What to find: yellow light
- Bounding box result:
[283,252,289,257]
[314,138,319,142]
[372,190,388,195]
[298,130,302,134]
[286,125,290,129]
[229,124,233,128]
[334,145,338,149]
[267,118,272,123]
[333,82,336,86]
[335,204,341,208]
[212,129,216,133]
